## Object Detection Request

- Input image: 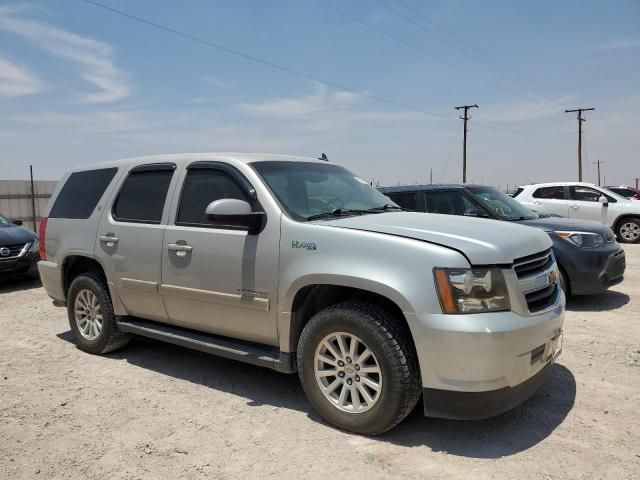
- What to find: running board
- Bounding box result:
[116,317,296,374]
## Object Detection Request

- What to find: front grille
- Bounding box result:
[525,285,557,312]
[513,248,553,279]
[0,243,29,260]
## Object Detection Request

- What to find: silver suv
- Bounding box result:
[38,153,565,434]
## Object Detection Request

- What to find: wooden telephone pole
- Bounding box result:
[565,107,595,181]
[455,104,478,183]
[593,160,605,186]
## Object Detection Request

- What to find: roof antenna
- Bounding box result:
[318,153,329,161]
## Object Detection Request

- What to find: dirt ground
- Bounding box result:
[1,246,639,480]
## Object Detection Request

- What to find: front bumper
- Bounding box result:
[0,251,39,278]
[423,354,558,420]
[558,245,626,295]
[409,295,564,419]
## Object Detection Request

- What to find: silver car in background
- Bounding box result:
[38,153,564,434]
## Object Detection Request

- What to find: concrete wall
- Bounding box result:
[0,180,58,233]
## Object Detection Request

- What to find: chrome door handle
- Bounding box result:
[99,235,119,247]
[570,205,579,209]
[533,201,542,205]
[167,243,193,257]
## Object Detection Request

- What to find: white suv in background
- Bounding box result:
[514,182,640,243]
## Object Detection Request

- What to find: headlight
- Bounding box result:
[30,240,39,253]
[434,268,510,314]
[554,231,604,248]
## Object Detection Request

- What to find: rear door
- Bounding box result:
[528,186,570,217]
[94,163,178,322]
[160,162,280,346]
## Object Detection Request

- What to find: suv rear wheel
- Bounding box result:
[67,272,129,354]
[617,217,640,243]
[297,301,421,435]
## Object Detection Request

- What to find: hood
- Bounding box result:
[0,224,37,246]
[321,212,551,265]
[518,216,613,236]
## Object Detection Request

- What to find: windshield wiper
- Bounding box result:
[306,208,376,221]
[364,204,411,212]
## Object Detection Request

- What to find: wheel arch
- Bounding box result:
[613,215,640,242]
[281,276,416,355]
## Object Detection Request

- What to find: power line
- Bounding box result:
[316,0,532,100]
[78,0,452,119]
[389,0,552,100]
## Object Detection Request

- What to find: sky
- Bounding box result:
[0,0,639,189]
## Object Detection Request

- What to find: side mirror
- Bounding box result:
[598,196,608,206]
[10,218,23,226]
[205,199,265,234]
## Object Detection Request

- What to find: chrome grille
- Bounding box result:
[513,248,553,279]
[513,248,558,313]
[0,243,29,260]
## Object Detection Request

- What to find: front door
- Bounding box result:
[95,163,177,322]
[160,163,280,346]
[568,185,611,224]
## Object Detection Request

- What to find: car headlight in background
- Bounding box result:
[434,268,510,314]
[554,231,604,248]
[30,239,39,253]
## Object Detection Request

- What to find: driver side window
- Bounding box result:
[570,186,610,202]
[176,169,250,226]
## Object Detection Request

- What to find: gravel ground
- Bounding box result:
[1,245,639,479]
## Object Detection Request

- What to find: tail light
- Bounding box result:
[38,217,48,260]
[634,194,640,200]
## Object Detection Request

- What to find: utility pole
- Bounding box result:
[429,168,433,184]
[455,104,478,183]
[593,160,605,186]
[565,107,595,181]
[29,165,36,233]
[635,178,638,189]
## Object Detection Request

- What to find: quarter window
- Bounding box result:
[177,169,250,226]
[113,168,174,224]
[49,168,117,219]
[533,186,565,199]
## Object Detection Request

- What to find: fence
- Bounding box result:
[0,180,59,232]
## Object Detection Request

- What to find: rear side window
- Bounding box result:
[177,169,249,226]
[49,168,117,219]
[424,191,475,216]
[533,186,565,199]
[113,167,174,224]
[386,192,417,210]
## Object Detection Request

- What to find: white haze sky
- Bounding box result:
[1,0,639,189]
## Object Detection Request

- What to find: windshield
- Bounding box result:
[251,161,399,221]
[0,214,10,227]
[468,187,538,221]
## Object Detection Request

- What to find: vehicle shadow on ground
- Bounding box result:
[56,332,575,459]
[383,363,575,458]
[566,290,629,312]
[0,277,41,294]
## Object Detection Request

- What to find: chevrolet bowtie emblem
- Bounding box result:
[548,270,558,286]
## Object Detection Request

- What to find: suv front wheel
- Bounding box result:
[617,217,640,243]
[67,272,129,354]
[297,301,421,435]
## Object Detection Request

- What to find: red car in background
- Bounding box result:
[605,185,640,200]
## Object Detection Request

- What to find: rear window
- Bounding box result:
[113,167,174,224]
[511,187,524,198]
[49,168,117,219]
[533,186,565,199]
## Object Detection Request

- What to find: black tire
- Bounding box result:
[297,301,421,435]
[67,272,129,354]
[616,217,640,244]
